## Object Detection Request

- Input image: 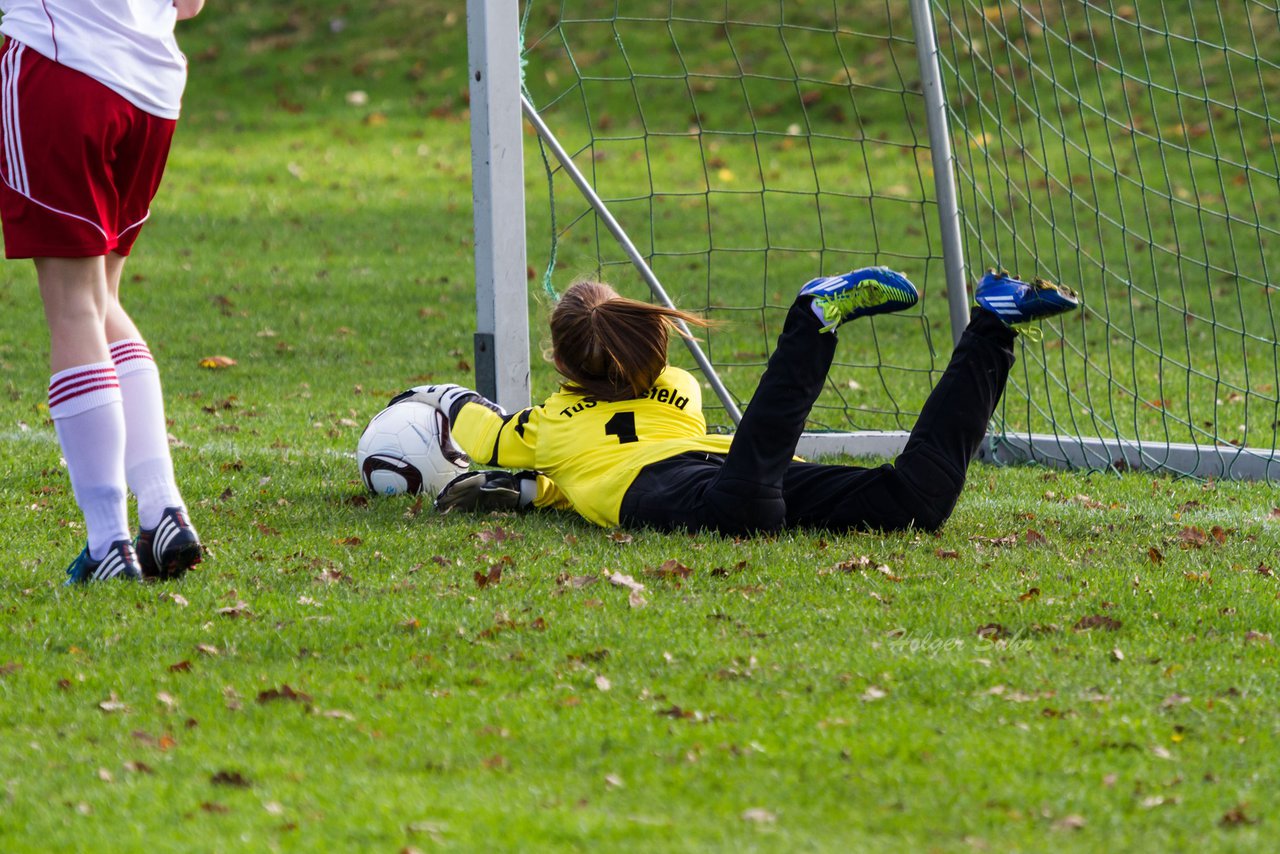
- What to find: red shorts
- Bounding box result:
[0,39,177,259]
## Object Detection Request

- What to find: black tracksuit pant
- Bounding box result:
[618,297,1017,535]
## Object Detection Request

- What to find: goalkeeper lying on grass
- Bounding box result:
[394,268,1078,536]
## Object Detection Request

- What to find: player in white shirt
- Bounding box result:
[0,0,207,584]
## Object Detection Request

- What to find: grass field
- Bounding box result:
[1,2,1278,851]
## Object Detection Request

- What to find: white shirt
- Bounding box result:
[0,0,187,118]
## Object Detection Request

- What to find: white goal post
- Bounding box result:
[466,0,1280,481]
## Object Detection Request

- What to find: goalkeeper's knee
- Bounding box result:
[435,470,538,514]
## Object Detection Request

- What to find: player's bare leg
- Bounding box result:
[37,257,141,583]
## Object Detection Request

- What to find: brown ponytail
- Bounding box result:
[549,281,706,402]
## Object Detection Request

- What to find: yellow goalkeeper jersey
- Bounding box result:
[451,366,735,527]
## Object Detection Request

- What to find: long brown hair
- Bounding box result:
[549,281,706,402]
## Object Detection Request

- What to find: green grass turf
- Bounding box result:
[0,1,1278,851]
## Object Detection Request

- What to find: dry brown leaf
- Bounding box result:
[198,355,237,369]
[1177,526,1208,548]
[1073,614,1122,632]
[474,565,502,589]
[1220,804,1258,827]
[210,770,251,788]
[646,559,693,581]
[976,623,1009,641]
[256,684,312,704]
[607,573,645,593]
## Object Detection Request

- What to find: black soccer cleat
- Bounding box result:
[135,506,203,581]
[64,540,143,585]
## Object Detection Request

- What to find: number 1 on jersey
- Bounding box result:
[604,411,639,444]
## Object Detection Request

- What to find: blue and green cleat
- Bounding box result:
[800,267,920,332]
[975,269,1080,325]
[65,540,143,585]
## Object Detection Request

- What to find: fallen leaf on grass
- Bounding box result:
[557,574,597,589]
[1148,546,1165,564]
[0,662,21,677]
[1023,528,1048,546]
[218,601,253,619]
[256,684,312,704]
[159,591,189,608]
[629,590,648,609]
[210,770,251,788]
[123,761,154,775]
[200,802,230,814]
[198,355,237,369]
[474,565,502,588]
[976,623,1009,641]
[608,531,634,545]
[475,526,520,544]
[196,644,219,657]
[645,559,693,582]
[1244,630,1273,644]
[740,808,776,824]
[594,675,612,692]
[1220,804,1258,827]
[1140,795,1180,809]
[710,561,748,577]
[604,773,624,789]
[1018,587,1041,602]
[860,686,887,702]
[934,548,960,559]
[98,693,130,714]
[320,709,355,721]
[1073,614,1122,632]
[607,573,645,593]
[1052,814,1086,831]
[1177,526,1209,548]
[1161,693,1190,709]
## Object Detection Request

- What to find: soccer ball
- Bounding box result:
[356,401,470,497]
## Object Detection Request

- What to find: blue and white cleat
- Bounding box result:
[975,269,1080,326]
[136,506,203,581]
[65,540,144,585]
[800,266,920,332]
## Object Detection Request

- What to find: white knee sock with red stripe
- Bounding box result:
[110,339,185,530]
[49,361,130,560]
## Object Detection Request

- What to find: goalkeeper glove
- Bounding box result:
[435,470,538,514]
[388,383,506,423]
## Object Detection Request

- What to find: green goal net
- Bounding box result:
[508,0,1279,479]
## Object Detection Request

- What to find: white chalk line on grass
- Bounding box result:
[0,428,356,461]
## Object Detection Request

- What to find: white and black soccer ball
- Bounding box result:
[357,401,470,497]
